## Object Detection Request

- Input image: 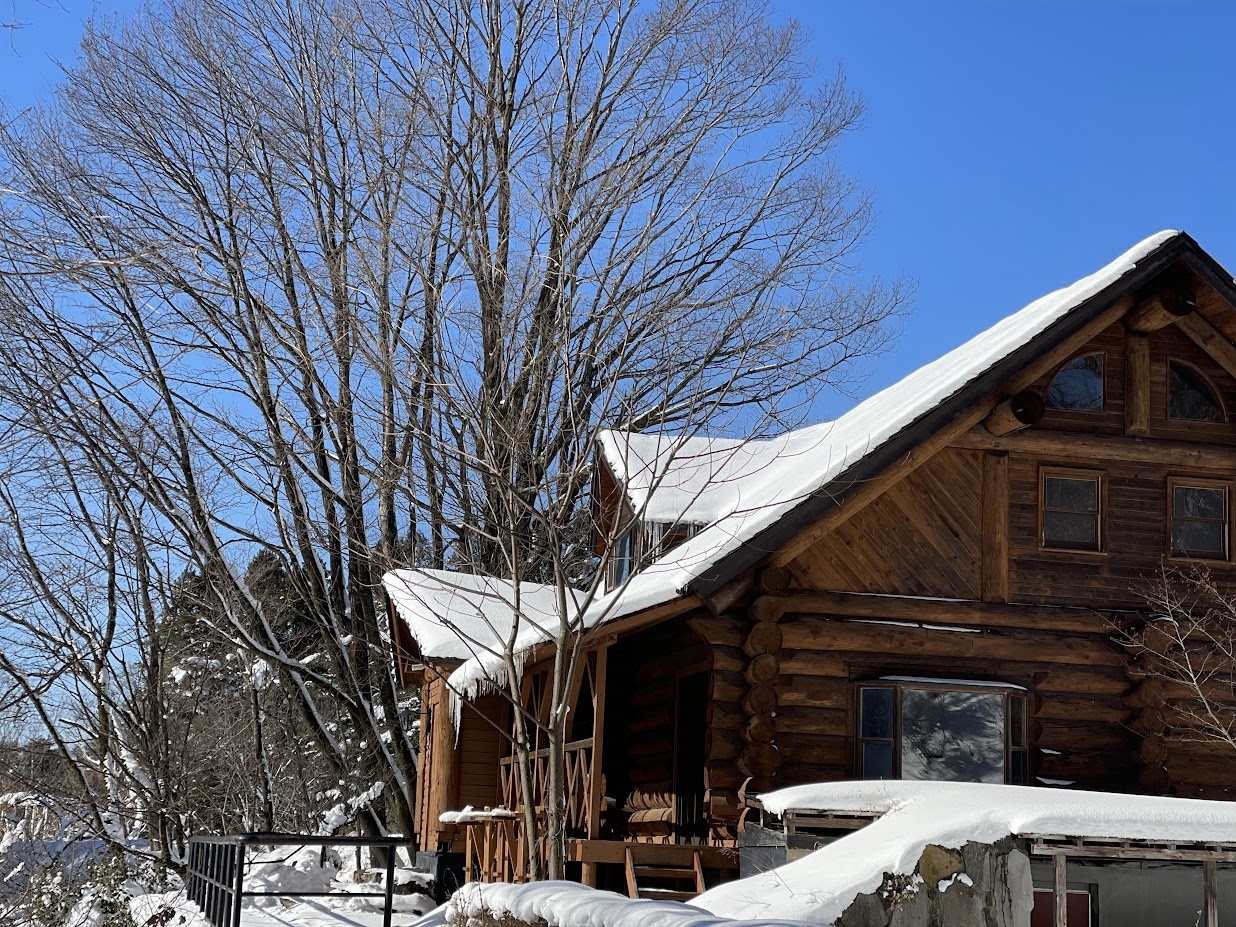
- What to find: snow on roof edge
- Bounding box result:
[383,567,573,664]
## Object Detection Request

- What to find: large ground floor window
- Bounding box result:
[857,678,1029,784]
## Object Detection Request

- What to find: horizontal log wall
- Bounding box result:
[1007,454,1236,608]
[693,591,1236,817]
[458,693,504,811]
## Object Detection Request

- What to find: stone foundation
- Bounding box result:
[835,839,1034,927]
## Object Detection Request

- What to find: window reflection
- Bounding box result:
[900,689,1005,783]
[858,683,1027,784]
[1171,483,1227,559]
[1046,354,1104,412]
[1168,361,1225,423]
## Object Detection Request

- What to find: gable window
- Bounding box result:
[1170,479,1229,560]
[1040,469,1102,552]
[1168,360,1225,423]
[607,526,637,588]
[857,679,1028,784]
[1046,353,1104,412]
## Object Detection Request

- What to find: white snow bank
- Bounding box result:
[439,231,1178,697]
[695,779,1236,924]
[245,844,341,906]
[130,891,211,927]
[441,880,816,927]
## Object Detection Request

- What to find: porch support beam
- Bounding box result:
[581,642,610,887]
[954,427,1236,471]
[1053,854,1067,927]
[1205,858,1219,927]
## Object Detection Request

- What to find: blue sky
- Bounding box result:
[3,0,1235,420]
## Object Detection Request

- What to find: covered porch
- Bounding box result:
[449,617,738,898]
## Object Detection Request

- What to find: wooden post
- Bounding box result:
[1125,329,1150,437]
[1125,288,1195,332]
[582,643,609,886]
[1053,853,1068,927]
[1178,313,1236,381]
[1204,858,1218,927]
[981,451,1009,603]
[983,390,1045,437]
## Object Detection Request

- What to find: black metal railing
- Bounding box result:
[186,834,413,927]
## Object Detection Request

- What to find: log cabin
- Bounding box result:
[384,230,1236,916]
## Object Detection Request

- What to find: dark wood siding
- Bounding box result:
[789,447,983,599]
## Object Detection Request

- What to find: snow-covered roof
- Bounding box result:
[595,431,786,525]
[408,231,1182,698]
[383,568,574,664]
[593,230,1176,610]
[695,779,1236,924]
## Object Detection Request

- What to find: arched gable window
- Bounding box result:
[1168,360,1226,423]
[1046,352,1104,412]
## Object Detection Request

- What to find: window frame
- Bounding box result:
[1044,351,1106,414]
[1166,358,1227,424]
[855,679,1029,785]
[1039,467,1105,554]
[606,524,638,589]
[1167,476,1231,562]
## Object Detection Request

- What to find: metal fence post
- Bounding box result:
[383,846,397,927]
[230,842,245,927]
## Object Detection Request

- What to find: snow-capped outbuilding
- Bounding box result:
[386,231,1236,923]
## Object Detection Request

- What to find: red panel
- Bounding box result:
[1032,889,1091,927]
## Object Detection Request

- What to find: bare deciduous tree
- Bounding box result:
[0,0,904,882]
[377,0,908,879]
[1125,566,1236,755]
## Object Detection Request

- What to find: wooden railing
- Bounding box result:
[463,737,593,882]
[462,813,521,884]
[498,737,594,834]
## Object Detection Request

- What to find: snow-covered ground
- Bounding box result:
[128,890,431,927]
[127,779,1236,927]
[120,845,436,927]
[237,901,430,926]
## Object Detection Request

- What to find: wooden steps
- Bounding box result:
[624,845,707,901]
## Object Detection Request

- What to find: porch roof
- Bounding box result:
[383,568,575,663]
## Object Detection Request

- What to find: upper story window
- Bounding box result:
[1040,469,1102,552]
[1168,360,1225,423]
[857,679,1028,785]
[1170,479,1229,560]
[607,526,637,589]
[1046,352,1104,413]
